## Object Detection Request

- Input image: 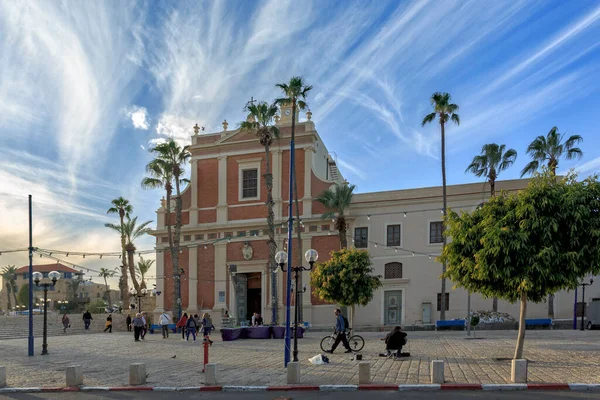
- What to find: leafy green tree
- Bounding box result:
[422,92,460,320]
[98,268,116,306]
[89,298,107,313]
[107,197,133,302]
[465,143,517,311]
[310,248,382,329]
[275,77,312,321]
[136,256,154,290]
[17,283,38,308]
[1,265,18,310]
[147,139,191,319]
[520,127,583,318]
[440,172,600,359]
[239,100,280,323]
[105,216,152,293]
[316,182,356,249]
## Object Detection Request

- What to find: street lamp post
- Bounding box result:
[129,288,148,312]
[33,271,60,355]
[276,249,318,363]
[580,277,594,331]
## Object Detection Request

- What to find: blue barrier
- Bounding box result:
[435,319,465,331]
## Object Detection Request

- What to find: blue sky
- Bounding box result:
[2,0,600,287]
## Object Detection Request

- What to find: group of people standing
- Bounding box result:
[174,312,215,344]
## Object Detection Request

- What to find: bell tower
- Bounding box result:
[278,102,298,125]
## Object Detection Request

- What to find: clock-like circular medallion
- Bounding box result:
[284,109,291,116]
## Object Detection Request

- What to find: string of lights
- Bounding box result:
[0,248,29,255]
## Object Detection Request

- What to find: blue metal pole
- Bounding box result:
[28,194,34,356]
[573,287,578,330]
[284,138,295,367]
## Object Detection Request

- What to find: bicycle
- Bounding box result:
[320,328,365,352]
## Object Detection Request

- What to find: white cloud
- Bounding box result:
[127,106,150,130]
[563,156,600,177]
[337,158,367,181]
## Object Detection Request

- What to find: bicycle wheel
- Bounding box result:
[348,334,365,351]
[320,336,334,352]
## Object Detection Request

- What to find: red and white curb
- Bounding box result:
[1,384,600,393]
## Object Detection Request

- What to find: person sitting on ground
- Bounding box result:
[379,326,407,357]
[254,313,263,326]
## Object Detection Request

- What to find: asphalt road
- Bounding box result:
[1,391,600,400]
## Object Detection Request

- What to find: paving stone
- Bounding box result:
[0,330,599,387]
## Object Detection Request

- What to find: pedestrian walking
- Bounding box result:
[141,312,147,340]
[62,314,70,333]
[324,308,352,354]
[132,313,144,342]
[126,314,132,332]
[82,310,93,330]
[186,315,198,342]
[202,313,215,345]
[104,314,113,333]
[194,314,200,334]
[176,313,188,341]
[158,311,171,339]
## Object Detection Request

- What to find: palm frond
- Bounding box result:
[520,160,540,177]
[450,113,460,125]
[566,148,583,160]
[104,223,123,233]
[564,134,583,151]
[422,112,436,126]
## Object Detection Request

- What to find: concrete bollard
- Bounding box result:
[205,363,218,385]
[287,361,301,384]
[0,365,6,388]
[511,359,527,383]
[358,362,371,384]
[66,365,83,387]
[431,360,444,384]
[129,363,147,386]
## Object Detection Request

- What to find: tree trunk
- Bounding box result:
[440,121,447,321]
[11,284,18,309]
[490,178,498,312]
[514,291,527,359]
[174,174,182,319]
[350,304,355,330]
[104,277,111,307]
[264,144,278,324]
[119,212,128,303]
[127,247,141,292]
[165,186,176,315]
[547,166,556,318]
[338,216,347,249]
[6,285,12,310]
[291,100,304,322]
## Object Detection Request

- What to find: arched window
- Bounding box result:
[384,262,403,279]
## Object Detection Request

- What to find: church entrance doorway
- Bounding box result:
[246,272,262,321]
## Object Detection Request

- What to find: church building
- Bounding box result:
[151,104,597,328]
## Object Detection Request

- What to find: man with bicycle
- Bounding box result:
[325,308,353,354]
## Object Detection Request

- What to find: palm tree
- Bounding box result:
[1,265,18,310]
[106,216,153,293]
[136,256,154,290]
[422,92,460,321]
[520,126,583,318]
[142,158,176,311]
[316,183,356,249]
[466,143,517,312]
[107,197,133,302]
[520,127,583,177]
[148,139,191,319]
[275,77,312,321]
[240,100,281,324]
[98,268,116,306]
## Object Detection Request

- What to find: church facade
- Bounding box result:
[150,105,597,328]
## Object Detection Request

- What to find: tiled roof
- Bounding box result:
[15,263,80,274]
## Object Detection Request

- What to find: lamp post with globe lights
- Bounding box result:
[580,277,594,331]
[276,249,318,362]
[33,270,60,355]
[130,288,148,313]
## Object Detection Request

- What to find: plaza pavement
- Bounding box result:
[0,330,599,388]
